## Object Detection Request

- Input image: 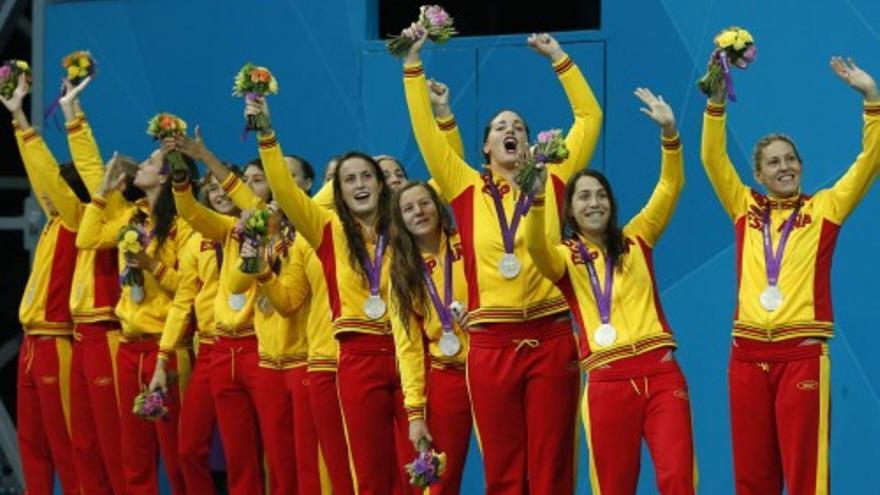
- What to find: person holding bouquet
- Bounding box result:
[76,127,196,495]
[389,181,472,495]
[525,88,696,494]
[701,56,880,494]
[165,132,304,495]
[401,28,602,493]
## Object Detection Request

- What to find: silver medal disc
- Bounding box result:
[498,253,522,279]
[228,293,246,311]
[438,332,462,357]
[257,295,273,315]
[760,285,784,312]
[363,295,387,320]
[593,323,617,348]
[130,285,145,305]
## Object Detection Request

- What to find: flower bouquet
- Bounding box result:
[146,112,189,178]
[0,60,31,99]
[514,129,569,195]
[62,50,96,86]
[232,63,278,133]
[387,5,457,58]
[697,26,756,101]
[118,224,147,304]
[132,389,168,421]
[234,208,271,273]
[404,438,447,488]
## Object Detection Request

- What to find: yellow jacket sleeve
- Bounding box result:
[159,234,199,355]
[13,125,50,216]
[823,102,880,223]
[20,128,83,230]
[258,133,333,250]
[404,63,480,202]
[253,237,311,316]
[523,195,567,283]
[626,134,685,247]
[76,195,131,250]
[219,174,263,211]
[551,56,604,181]
[700,102,750,220]
[172,181,236,243]
[389,284,427,420]
[436,115,465,159]
[312,179,335,211]
[65,115,104,195]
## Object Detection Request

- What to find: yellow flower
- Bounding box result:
[67,66,79,79]
[78,57,91,69]
[268,79,279,94]
[15,60,29,71]
[123,230,139,243]
[715,30,737,48]
[737,29,753,44]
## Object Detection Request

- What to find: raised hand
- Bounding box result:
[831,56,879,101]
[174,125,213,162]
[427,78,451,118]
[527,33,565,63]
[403,22,429,66]
[244,95,271,133]
[635,87,677,137]
[0,74,30,126]
[98,152,127,196]
[59,76,92,122]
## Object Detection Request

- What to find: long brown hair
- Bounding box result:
[563,169,627,270]
[389,182,456,335]
[331,151,392,284]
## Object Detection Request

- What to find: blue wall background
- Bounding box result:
[40,1,880,493]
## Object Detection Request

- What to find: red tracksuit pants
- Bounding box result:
[210,336,297,495]
[178,341,218,494]
[336,333,419,495]
[116,339,187,495]
[308,370,355,495]
[16,334,79,495]
[425,365,472,495]
[584,348,696,495]
[70,323,125,495]
[466,315,580,495]
[287,366,333,494]
[729,337,830,495]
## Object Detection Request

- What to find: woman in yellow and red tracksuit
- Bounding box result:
[149,168,239,493]
[402,30,602,493]
[700,57,880,495]
[230,219,336,495]
[5,81,81,495]
[389,181,472,495]
[170,156,298,495]
[526,88,696,494]
[77,146,195,495]
[60,85,127,495]
[250,99,421,495]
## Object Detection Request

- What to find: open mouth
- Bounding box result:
[354,190,370,201]
[503,137,518,153]
[777,173,795,183]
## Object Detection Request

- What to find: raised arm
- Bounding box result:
[257,237,311,316]
[171,175,236,243]
[247,99,333,249]
[626,88,684,246]
[699,78,750,220]
[824,57,880,222]
[61,77,104,196]
[427,78,466,160]
[76,156,132,249]
[526,33,603,182]
[524,187,568,283]
[402,29,477,201]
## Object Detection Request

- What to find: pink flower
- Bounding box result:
[0,65,11,79]
[423,5,450,27]
[734,45,757,68]
[537,130,560,143]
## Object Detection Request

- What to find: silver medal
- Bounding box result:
[498,253,522,279]
[760,285,784,312]
[438,332,462,357]
[130,285,145,305]
[363,295,386,320]
[228,293,246,311]
[593,323,617,348]
[257,295,273,315]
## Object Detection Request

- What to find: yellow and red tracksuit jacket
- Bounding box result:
[14,124,79,336]
[404,55,603,325]
[77,196,192,339]
[65,115,121,325]
[390,231,470,420]
[701,101,880,341]
[158,232,220,359]
[526,136,684,370]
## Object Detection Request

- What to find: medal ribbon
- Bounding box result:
[485,172,535,254]
[762,201,800,287]
[361,233,387,297]
[422,241,454,331]
[577,242,614,324]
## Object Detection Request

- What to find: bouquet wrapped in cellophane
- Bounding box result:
[514,129,569,195]
[232,63,278,133]
[234,208,271,273]
[697,26,756,101]
[387,5,457,58]
[147,112,189,177]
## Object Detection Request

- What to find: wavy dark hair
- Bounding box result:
[389,182,455,335]
[332,151,392,284]
[563,169,626,271]
[151,153,198,247]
